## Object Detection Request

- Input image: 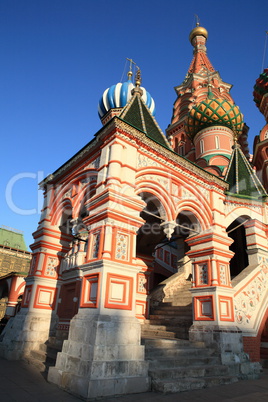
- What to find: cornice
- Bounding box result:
[112,118,228,191]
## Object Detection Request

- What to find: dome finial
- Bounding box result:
[131,66,143,96]
[135,67,142,87]
[189,17,208,44]
[126,58,136,81]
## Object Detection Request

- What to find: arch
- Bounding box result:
[227,215,250,278]
[225,207,261,228]
[135,191,173,287]
[176,201,211,231]
[175,209,202,237]
[51,199,73,228]
[135,184,175,221]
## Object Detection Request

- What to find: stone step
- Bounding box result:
[143,322,192,331]
[149,313,192,320]
[142,338,205,348]
[142,326,190,338]
[142,322,191,330]
[163,298,192,304]
[24,357,47,372]
[30,349,47,362]
[141,329,178,339]
[152,375,238,393]
[145,347,214,359]
[149,364,229,380]
[152,307,192,314]
[148,355,221,369]
[47,336,65,349]
[39,344,59,360]
[30,348,57,364]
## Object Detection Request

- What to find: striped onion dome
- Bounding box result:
[98,78,155,119]
[185,97,244,138]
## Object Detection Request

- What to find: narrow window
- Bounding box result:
[175,138,179,152]
[215,136,219,149]
[200,139,204,154]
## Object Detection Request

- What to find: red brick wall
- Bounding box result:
[243,308,268,362]
[243,335,261,362]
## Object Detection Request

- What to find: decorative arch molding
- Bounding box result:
[136,166,173,179]
[176,201,211,231]
[16,281,26,297]
[135,185,174,222]
[72,186,91,219]
[225,206,263,228]
[51,198,73,227]
[49,170,97,221]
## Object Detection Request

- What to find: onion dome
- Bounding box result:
[189,24,208,44]
[98,72,155,119]
[185,97,244,138]
[253,68,268,108]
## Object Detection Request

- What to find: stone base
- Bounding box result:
[189,324,261,379]
[49,367,150,400]
[48,312,150,399]
[0,310,57,360]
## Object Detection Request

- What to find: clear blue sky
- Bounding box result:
[0,0,268,249]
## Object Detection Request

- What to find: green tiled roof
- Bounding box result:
[225,143,267,199]
[0,227,28,251]
[119,93,170,149]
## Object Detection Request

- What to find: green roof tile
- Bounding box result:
[120,92,170,149]
[0,227,28,251]
[225,143,267,199]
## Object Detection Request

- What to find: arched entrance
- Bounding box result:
[137,192,168,288]
[137,191,201,291]
[227,216,250,278]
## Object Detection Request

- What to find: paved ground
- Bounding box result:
[0,357,268,401]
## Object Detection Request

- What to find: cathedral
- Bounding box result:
[1,24,268,399]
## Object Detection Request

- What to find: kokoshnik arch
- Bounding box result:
[1,23,268,399]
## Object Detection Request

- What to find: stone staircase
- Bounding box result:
[25,330,68,374]
[141,267,243,393]
[141,273,193,340]
[143,338,239,393]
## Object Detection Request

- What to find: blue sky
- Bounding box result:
[0,0,268,249]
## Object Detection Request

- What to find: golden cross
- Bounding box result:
[126,58,137,73]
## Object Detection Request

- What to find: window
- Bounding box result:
[200,140,204,154]
[215,136,219,149]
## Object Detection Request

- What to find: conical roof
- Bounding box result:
[119,91,170,149]
[187,24,214,75]
[225,143,267,199]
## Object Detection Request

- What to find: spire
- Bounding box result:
[225,143,267,199]
[188,23,214,74]
[131,67,144,97]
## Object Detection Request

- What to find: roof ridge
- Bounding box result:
[120,92,171,149]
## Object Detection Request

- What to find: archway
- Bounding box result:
[137,192,168,288]
[137,194,202,289]
[227,216,249,278]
